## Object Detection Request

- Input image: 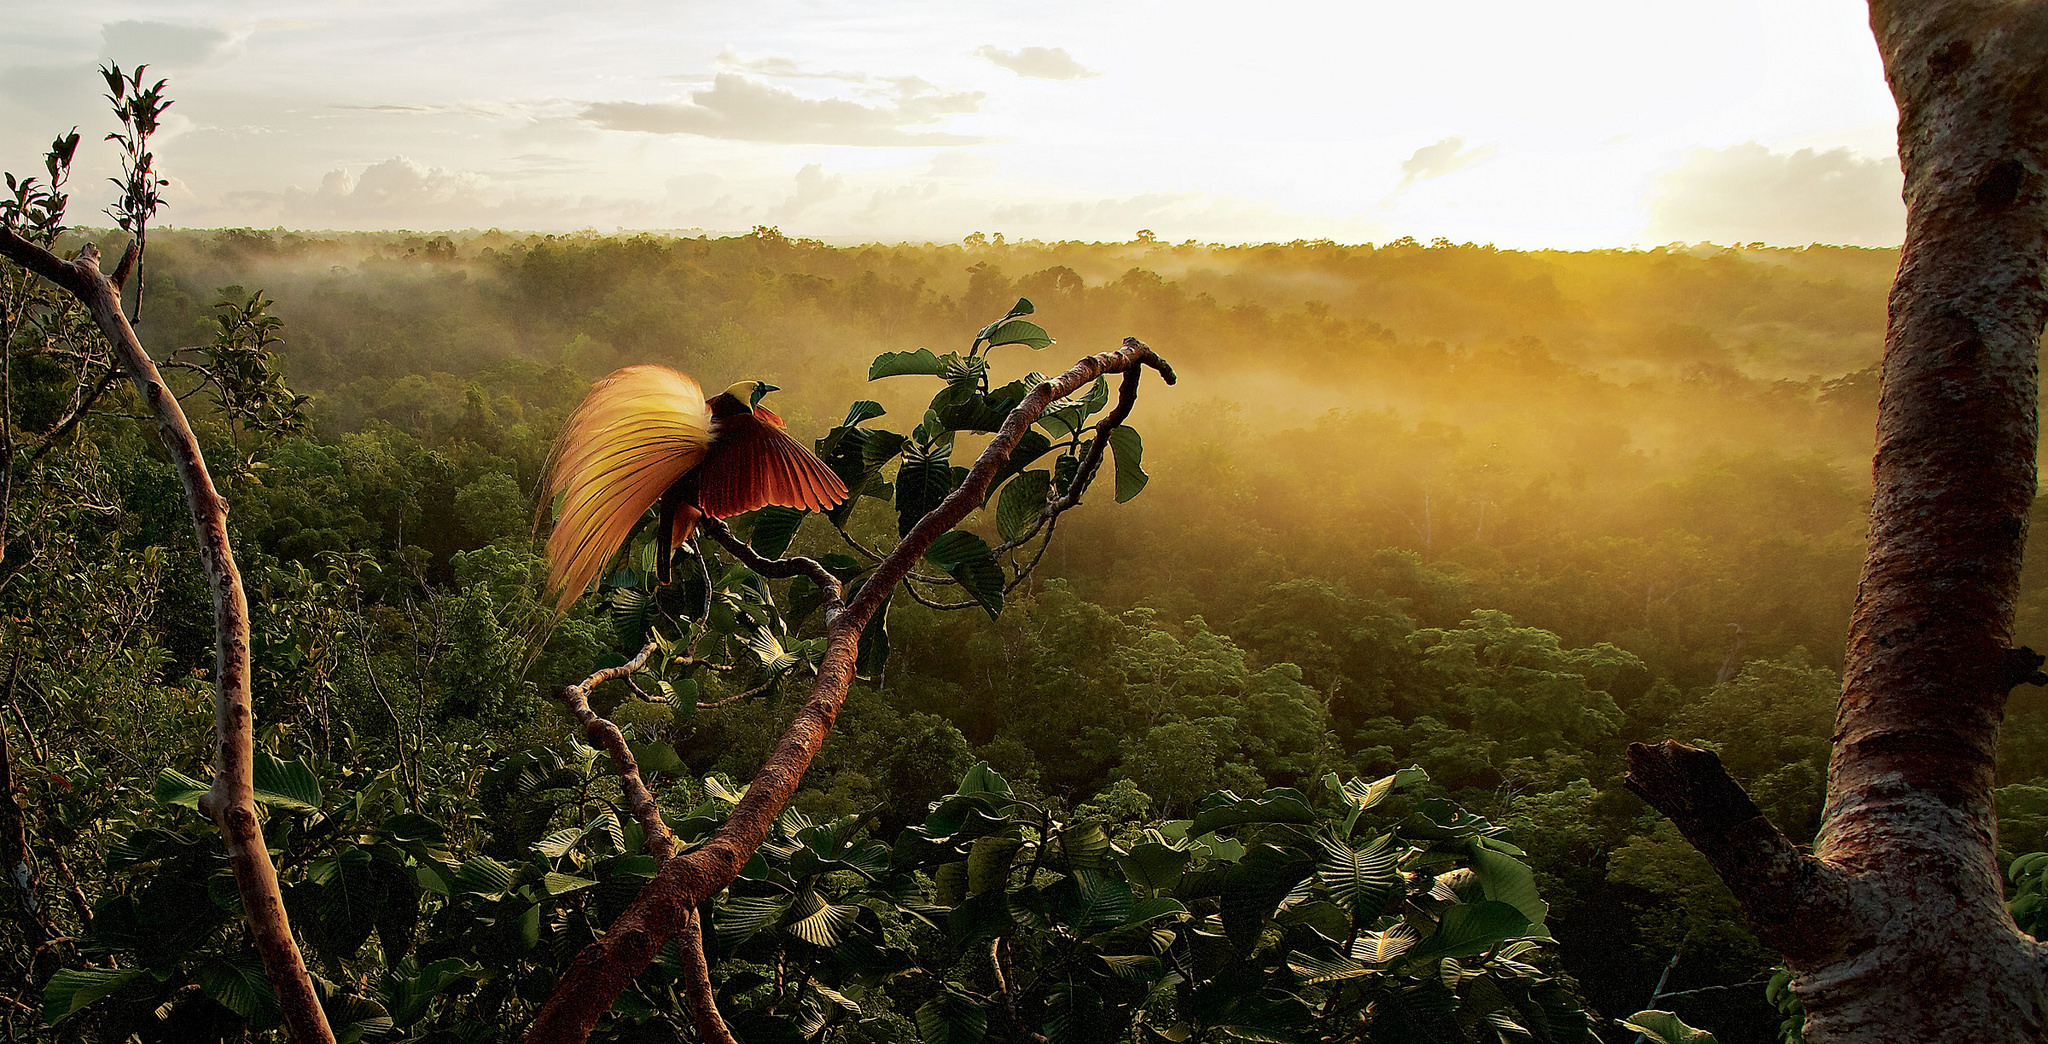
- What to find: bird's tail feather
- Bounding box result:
[539,365,711,614]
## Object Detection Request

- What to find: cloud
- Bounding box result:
[100,21,242,68]
[581,73,984,145]
[1398,136,1495,187]
[973,45,1098,81]
[1648,143,1904,246]
[773,163,846,219]
[713,47,866,83]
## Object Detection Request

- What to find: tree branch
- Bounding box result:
[697,516,843,613]
[0,227,335,1044]
[559,639,674,863]
[1623,742,1838,958]
[524,337,1175,1044]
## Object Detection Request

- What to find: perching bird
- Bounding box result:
[540,366,847,613]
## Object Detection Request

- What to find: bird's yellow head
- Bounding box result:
[723,380,778,410]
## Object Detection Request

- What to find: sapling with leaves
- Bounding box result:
[0,67,338,1044]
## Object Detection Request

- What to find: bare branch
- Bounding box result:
[560,639,674,863]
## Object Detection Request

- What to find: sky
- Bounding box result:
[2,2,1907,249]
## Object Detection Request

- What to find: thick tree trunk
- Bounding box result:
[1630,1,2048,1040]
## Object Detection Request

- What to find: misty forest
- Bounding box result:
[7,8,2048,1044]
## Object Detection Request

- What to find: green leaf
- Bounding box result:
[1119,842,1190,894]
[956,762,1014,798]
[750,506,807,559]
[543,872,599,896]
[1466,842,1550,931]
[1081,375,1110,415]
[1621,1011,1719,1044]
[629,740,685,778]
[252,750,323,811]
[1317,833,1401,923]
[984,430,1054,505]
[455,856,515,896]
[1059,821,1113,870]
[1190,789,1316,836]
[996,470,1051,544]
[871,348,952,380]
[153,768,206,809]
[1219,845,1315,953]
[897,445,956,536]
[196,959,277,1020]
[924,531,1004,619]
[1404,900,1533,964]
[857,592,892,677]
[1108,426,1148,503]
[841,400,886,426]
[967,835,1026,894]
[787,897,862,947]
[984,318,1053,351]
[917,987,989,1044]
[42,968,143,1024]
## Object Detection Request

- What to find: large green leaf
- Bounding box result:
[996,469,1051,543]
[1119,841,1191,894]
[1219,845,1315,953]
[1190,789,1316,836]
[1108,426,1148,503]
[1317,833,1401,923]
[1404,900,1533,964]
[984,318,1053,351]
[196,959,277,1020]
[967,835,1026,894]
[1467,842,1551,931]
[856,591,892,677]
[253,750,324,811]
[917,987,990,1044]
[42,967,143,1024]
[924,531,1004,618]
[750,506,808,559]
[896,444,956,536]
[153,768,206,809]
[1621,1010,1718,1044]
[870,348,952,379]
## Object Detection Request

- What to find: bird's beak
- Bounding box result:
[750,382,778,408]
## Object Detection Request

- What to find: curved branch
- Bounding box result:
[697,516,843,612]
[0,228,336,1043]
[524,337,1175,1044]
[560,640,674,862]
[1623,741,1839,960]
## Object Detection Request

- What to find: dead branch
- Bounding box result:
[524,337,1174,1044]
[0,228,335,1044]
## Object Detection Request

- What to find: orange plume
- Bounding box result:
[541,365,710,613]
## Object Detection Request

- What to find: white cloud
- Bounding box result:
[1648,142,1904,246]
[973,45,1098,81]
[100,20,244,68]
[581,73,984,146]
[1397,136,1495,187]
[773,163,846,219]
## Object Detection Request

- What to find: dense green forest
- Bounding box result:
[9,224,2048,1044]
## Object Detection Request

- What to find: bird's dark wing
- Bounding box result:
[697,409,849,518]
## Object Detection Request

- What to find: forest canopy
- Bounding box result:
[8,222,2048,1044]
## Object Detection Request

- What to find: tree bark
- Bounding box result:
[524,339,1174,1044]
[1629,2,2048,1040]
[0,229,337,1044]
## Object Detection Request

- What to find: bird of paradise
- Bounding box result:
[540,366,848,612]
